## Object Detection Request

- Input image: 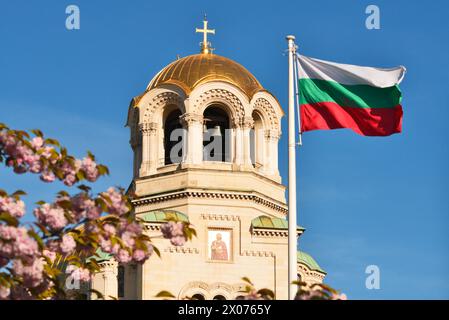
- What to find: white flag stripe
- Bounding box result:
[298,54,406,88]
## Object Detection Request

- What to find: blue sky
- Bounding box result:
[1,0,448,299]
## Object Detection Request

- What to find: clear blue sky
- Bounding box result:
[1,1,448,299]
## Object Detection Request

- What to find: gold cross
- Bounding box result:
[196,15,215,53]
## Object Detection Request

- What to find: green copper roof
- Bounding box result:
[141,210,189,223]
[297,251,325,273]
[251,215,305,231]
[88,248,112,262]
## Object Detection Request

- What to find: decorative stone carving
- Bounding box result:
[253,98,280,131]
[143,92,183,123]
[164,247,200,254]
[200,214,240,221]
[193,89,245,122]
[180,113,204,126]
[264,129,281,141]
[133,191,288,216]
[139,122,158,135]
[242,117,255,129]
[178,281,247,300]
[297,264,326,283]
[241,250,275,257]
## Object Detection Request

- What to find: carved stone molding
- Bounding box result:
[132,191,287,216]
[252,229,288,237]
[264,129,281,141]
[180,113,204,126]
[164,246,200,254]
[200,214,240,221]
[139,122,158,135]
[143,92,183,122]
[98,260,117,269]
[178,281,247,300]
[242,116,255,129]
[297,264,326,282]
[193,89,245,121]
[143,224,161,231]
[253,98,280,131]
[241,250,275,258]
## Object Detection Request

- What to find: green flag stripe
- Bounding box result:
[299,78,402,109]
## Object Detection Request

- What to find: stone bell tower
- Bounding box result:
[91,17,325,300]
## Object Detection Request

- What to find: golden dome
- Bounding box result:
[147,53,264,98]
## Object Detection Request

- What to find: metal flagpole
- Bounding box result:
[286,35,297,300]
[293,53,303,146]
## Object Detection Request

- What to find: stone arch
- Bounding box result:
[193,89,245,125]
[252,97,280,131]
[178,281,243,300]
[139,88,186,125]
[190,82,249,126]
[178,281,211,300]
[208,282,235,300]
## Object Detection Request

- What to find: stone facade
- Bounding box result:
[90,51,325,300]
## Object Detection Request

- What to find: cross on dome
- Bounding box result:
[195,14,215,54]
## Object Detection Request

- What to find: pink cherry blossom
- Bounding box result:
[103,224,116,236]
[12,258,44,288]
[30,137,44,149]
[14,227,39,259]
[0,196,26,218]
[0,285,10,300]
[99,237,112,252]
[59,234,76,254]
[34,203,68,231]
[170,235,186,246]
[117,249,132,264]
[102,188,128,215]
[132,249,147,262]
[160,221,186,246]
[67,265,91,282]
[42,249,56,263]
[40,169,56,183]
[80,157,99,182]
[0,226,38,261]
[121,231,135,248]
[59,161,77,186]
[71,194,101,221]
[0,224,18,240]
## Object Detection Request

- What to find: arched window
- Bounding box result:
[250,111,264,168]
[164,109,183,165]
[203,105,231,162]
[191,293,205,300]
[213,294,226,300]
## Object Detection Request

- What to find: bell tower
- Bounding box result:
[102,18,326,300]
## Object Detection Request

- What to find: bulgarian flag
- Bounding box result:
[297,54,406,136]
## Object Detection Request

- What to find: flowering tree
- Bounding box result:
[0,122,343,301]
[0,123,194,300]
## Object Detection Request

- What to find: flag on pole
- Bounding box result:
[297,54,406,136]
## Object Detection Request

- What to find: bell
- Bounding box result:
[210,125,222,137]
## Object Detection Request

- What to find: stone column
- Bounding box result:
[232,117,243,166]
[139,122,158,176]
[265,129,281,175]
[242,117,254,168]
[180,113,203,165]
[97,261,118,300]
